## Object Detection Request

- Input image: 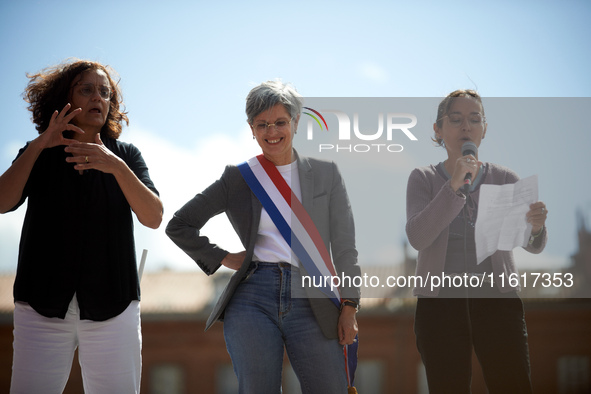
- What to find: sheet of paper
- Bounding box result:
[475,175,538,264]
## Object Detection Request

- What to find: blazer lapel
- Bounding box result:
[296,151,314,213]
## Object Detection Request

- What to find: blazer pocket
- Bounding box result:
[309,194,329,222]
[312,193,328,207]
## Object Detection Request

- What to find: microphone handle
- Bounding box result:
[463,172,472,194]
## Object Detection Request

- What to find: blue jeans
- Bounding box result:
[223,262,348,394]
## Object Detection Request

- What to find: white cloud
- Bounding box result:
[0,125,575,275]
[0,207,25,273]
[359,62,390,83]
[2,141,26,162]
[128,126,261,272]
[0,127,262,274]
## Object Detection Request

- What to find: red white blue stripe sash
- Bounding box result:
[237,154,358,388]
[238,155,341,303]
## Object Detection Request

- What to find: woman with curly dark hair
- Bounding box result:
[0,59,163,393]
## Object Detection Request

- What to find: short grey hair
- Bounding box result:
[245,80,303,124]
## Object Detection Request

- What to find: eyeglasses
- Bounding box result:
[252,118,292,133]
[74,82,113,101]
[443,113,486,128]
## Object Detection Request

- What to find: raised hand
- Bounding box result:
[65,133,124,174]
[450,154,481,192]
[38,103,84,149]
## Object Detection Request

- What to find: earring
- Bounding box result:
[252,135,255,140]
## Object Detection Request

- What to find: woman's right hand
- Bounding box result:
[450,154,480,192]
[0,104,83,213]
[221,251,247,271]
[36,103,84,149]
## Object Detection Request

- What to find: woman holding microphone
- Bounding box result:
[406,89,548,393]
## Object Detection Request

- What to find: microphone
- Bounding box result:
[462,141,478,194]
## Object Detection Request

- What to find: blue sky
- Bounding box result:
[1,0,590,273]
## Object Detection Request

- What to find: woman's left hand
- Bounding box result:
[65,133,163,229]
[338,305,358,346]
[526,201,548,234]
[65,134,124,174]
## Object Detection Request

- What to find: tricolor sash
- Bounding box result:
[237,154,359,390]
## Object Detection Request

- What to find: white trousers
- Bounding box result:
[10,295,142,394]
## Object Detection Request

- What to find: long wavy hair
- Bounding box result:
[23,59,128,139]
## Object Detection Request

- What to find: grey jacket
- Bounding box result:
[166,152,360,338]
[406,162,548,297]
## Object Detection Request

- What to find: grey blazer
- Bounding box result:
[166,151,360,339]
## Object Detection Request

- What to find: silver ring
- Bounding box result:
[541,207,545,213]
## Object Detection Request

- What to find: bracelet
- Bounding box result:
[528,225,544,245]
[341,299,359,312]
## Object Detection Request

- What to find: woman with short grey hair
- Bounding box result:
[245,80,303,124]
[167,80,360,393]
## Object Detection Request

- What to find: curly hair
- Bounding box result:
[432,89,484,147]
[23,59,128,139]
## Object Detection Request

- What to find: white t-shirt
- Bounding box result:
[253,160,302,267]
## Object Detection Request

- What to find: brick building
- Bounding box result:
[0,214,589,393]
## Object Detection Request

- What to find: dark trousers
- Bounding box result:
[414,289,533,394]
